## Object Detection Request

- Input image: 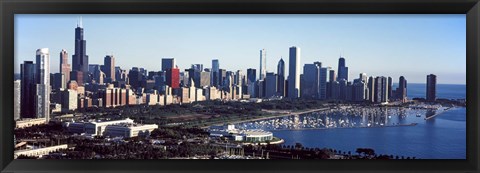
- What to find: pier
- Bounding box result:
[424,107,454,120]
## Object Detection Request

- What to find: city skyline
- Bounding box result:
[15,14,466,84]
[13,15,467,161]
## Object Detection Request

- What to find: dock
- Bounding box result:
[424,107,455,120]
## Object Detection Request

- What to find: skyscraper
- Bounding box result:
[387,77,393,100]
[191,64,204,87]
[166,68,180,89]
[21,61,36,119]
[246,68,256,85]
[327,69,336,99]
[212,59,219,86]
[374,76,383,103]
[330,81,340,100]
[319,67,330,99]
[265,72,278,98]
[382,77,389,103]
[60,49,71,85]
[235,70,243,96]
[198,71,211,88]
[218,69,227,89]
[162,58,176,72]
[426,74,437,102]
[373,76,389,103]
[234,70,243,86]
[104,55,115,83]
[397,76,407,103]
[367,76,375,102]
[128,67,142,90]
[93,66,106,84]
[339,79,347,100]
[353,80,366,102]
[52,73,65,90]
[36,48,51,121]
[191,64,203,72]
[259,49,266,80]
[329,69,336,83]
[277,58,286,97]
[302,63,320,99]
[247,68,257,97]
[288,46,301,98]
[337,57,348,82]
[72,17,89,83]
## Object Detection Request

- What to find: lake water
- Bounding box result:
[240,84,466,159]
[396,83,466,100]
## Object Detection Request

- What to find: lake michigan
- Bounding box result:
[252,83,466,159]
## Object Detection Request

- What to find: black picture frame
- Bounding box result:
[1,0,479,173]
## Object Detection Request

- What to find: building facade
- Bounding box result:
[72,18,89,83]
[104,55,115,83]
[277,59,286,97]
[162,58,176,72]
[288,46,301,98]
[337,57,349,82]
[426,74,437,102]
[265,72,278,98]
[21,61,36,119]
[35,48,51,121]
[60,49,71,86]
[259,49,266,80]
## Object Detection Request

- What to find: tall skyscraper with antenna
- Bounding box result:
[337,57,348,82]
[72,17,89,84]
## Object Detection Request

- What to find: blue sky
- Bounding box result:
[15,14,466,84]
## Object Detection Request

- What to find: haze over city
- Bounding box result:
[15,14,466,84]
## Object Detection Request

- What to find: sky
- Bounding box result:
[14,14,466,84]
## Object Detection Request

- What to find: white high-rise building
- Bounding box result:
[259,49,266,80]
[35,48,51,121]
[288,46,301,98]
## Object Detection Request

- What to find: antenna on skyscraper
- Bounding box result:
[79,16,83,28]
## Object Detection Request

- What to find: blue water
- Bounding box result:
[272,108,466,159]
[393,83,466,100]
[247,84,467,159]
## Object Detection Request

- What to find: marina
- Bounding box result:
[234,104,452,131]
